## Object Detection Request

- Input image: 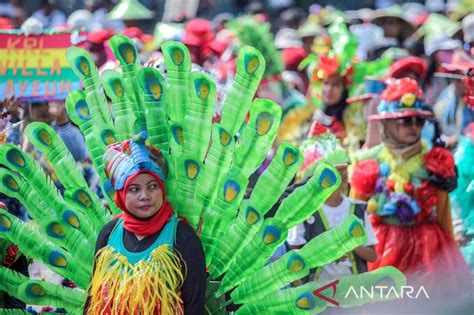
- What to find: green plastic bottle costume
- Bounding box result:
[228,15,306,117]
[0,37,406,313]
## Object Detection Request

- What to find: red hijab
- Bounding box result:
[114,170,173,237]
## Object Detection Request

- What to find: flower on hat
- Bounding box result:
[370,78,434,120]
[401,93,416,107]
[314,55,339,80]
[381,77,423,102]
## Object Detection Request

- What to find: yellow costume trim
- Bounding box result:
[87,245,185,315]
[276,102,314,146]
[378,143,428,193]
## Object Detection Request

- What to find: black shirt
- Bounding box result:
[90,218,207,315]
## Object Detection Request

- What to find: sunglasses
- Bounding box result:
[396,116,425,127]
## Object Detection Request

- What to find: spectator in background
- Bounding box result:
[0,96,21,145]
[388,56,428,83]
[2,98,87,165]
[424,35,463,105]
[277,6,305,30]
[4,99,93,193]
[370,6,415,48]
[287,122,377,285]
[183,19,229,67]
[212,12,233,33]
[32,0,66,29]
[462,13,474,56]
[274,28,307,93]
[86,28,115,70]
[297,19,324,54]
[434,59,474,148]
[182,18,215,65]
[0,0,27,28]
[281,46,308,93]
[84,0,125,33]
[66,9,92,31]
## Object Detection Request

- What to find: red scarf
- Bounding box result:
[114,170,173,237]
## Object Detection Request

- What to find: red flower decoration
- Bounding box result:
[343,66,355,87]
[414,181,438,222]
[330,120,346,139]
[350,159,379,199]
[301,149,323,171]
[317,55,339,79]
[404,182,414,195]
[424,147,455,178]
[308,122,328,137]
[385,179,395,192]
[462,74,474,109]
[380,78,423,102]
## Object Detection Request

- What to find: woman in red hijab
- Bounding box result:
[85,132,206,314]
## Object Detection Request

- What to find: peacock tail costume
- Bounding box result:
[0,36,407,314]
[227,15,310,146]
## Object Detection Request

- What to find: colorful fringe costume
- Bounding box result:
[88,217,184,314]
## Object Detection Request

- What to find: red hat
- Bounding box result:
[282,47,308,71]
[122,27,153,43]
[205,39,229,57]
[437,55,474,79]
[183,18,215,46]
[87,29,115,45]
[0,17,13,30]
[388,57,427,81]
[369,78,434,120]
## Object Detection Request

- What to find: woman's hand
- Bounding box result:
[1,96,21,119]
[353,245,377,263]
[363,96,381,149]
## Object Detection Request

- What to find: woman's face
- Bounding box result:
[384,116,425,145]
[125,173,163,218]
[335,164,349,192]
[322,75,345,106]
[382,17,402,39]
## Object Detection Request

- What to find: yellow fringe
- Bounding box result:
[379,143,428,192]
[87,245,185,315]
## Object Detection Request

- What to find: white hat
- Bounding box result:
[275,28,302,49]
[67,10,93,31]
[462,13,474,43]
[350,23,384,60]
[425,35,462,56]
[21,17,43,36]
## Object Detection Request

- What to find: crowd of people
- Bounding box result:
[0,0,474,314]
